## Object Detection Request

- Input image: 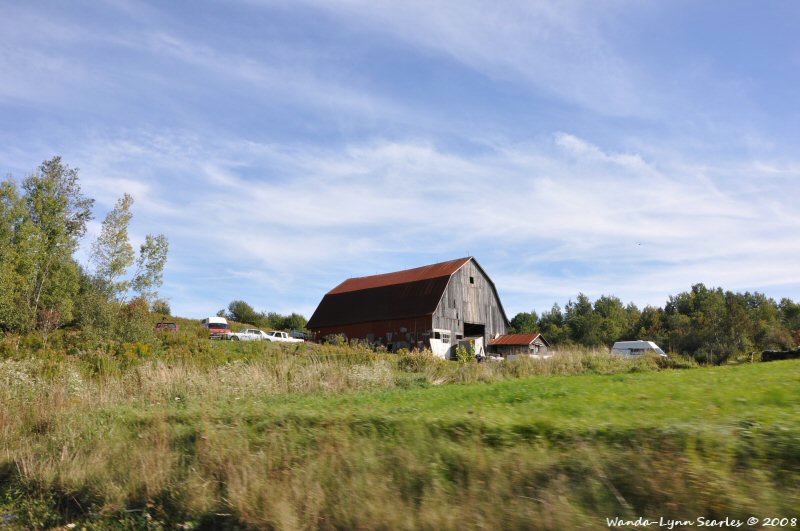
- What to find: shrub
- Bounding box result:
[397,350,443,373]
[116,297,154,344]
[658,352,699,369]
[152,299,171,316]
[456,344,474,365]
[323,334,347,346]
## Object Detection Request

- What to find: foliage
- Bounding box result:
[151,298,171,316]
[268,311,307,331]
[455,343,474,364]
[0,158,94,335]
[72,268,117,336]
[508,310,538,334]
[90,193,134,298]
[115,297,155,343]
[227,299,260,325]
[0,180,28,332]
[131,234,168,302]
[0,158,170,347]
[224,300,307,331]
[509,284,799,364]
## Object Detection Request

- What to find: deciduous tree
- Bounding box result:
[17,157,93,332]
[131,234,169,302]
[91,193,135,297]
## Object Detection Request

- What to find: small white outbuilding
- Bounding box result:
[611,340,666,357]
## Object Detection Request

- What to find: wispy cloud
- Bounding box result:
[253,0,654,117]
[2,1,799,318]
[61,127,800,317]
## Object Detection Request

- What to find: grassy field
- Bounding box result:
[0,336,798,529]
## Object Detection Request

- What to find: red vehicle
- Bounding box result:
[202,316,232,339]
[155,321,179,333]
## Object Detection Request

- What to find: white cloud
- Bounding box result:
[62,128,800,317]
[3,0,798,318]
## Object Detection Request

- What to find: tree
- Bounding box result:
[90,193,169,303]
[630,305,666,346]
[0,180,28,331]
[16,157,94,333]
[538,303,568,345]
[73,267,117,334]
[565,293,602,345]
[152,299,171,316]
[269,312,307,331]
[91,193,134,297]
[283,312,307,331]
[509,311,539,334]
[131,234,169,302]
[779,298,800,344]
[227,300,261,324]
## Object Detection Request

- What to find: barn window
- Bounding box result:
[469,276,474,284]
[441,333,450,344]
[433,332,441,339]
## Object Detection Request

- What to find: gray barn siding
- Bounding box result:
[432,261,506,344]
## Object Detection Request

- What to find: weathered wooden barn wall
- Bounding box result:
[432,260,507,343]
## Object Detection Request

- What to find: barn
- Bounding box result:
[307,257,509,358]
[488,333,550,359]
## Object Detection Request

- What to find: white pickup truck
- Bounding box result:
[229,329,305,342]
[264,331,304,343]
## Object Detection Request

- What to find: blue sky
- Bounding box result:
[2,0,799,319]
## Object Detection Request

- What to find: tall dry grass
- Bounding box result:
[7,340,792,530]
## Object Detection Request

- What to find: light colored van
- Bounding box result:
[611,340,666,357]
[201,316,231,339]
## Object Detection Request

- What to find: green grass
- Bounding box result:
[1,342,798,529]
[220,360,799,425]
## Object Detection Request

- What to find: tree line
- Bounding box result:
[509,285,800,363]
[222,300,307,332]
[3,157,798,362]
[0,157,168,345]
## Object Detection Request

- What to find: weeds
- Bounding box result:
[0,333,796,529]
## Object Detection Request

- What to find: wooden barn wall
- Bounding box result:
[432,261,507,343]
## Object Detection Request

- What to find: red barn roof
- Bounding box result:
[489,333,549,346]
[328,257,471,294]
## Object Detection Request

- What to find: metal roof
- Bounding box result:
[328,257,471,294]
[489,333,549,346]
[308,257,472,329]
[307,277,450,329]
